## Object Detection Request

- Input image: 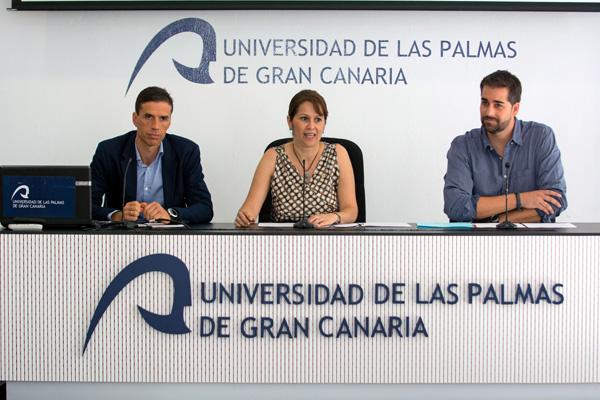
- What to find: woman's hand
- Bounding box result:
[235,209,256,228]
[308,213,340,228]
[234,149,277,228]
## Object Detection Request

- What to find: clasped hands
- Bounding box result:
[235,210,340,228]
[112,201,170,223]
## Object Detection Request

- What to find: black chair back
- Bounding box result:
[258,137,366,223]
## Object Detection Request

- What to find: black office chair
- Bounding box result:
[258,137,366,223]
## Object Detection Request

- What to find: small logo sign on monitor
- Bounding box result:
[3,176,76,218]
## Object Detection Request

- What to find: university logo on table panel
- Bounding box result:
[83,253,192,354]
[126,18,216,94]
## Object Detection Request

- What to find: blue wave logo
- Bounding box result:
[126,18,216,94]
[83,254,192,354]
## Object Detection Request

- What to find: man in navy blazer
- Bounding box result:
[91,86,213,224]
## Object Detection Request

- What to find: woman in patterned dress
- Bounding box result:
[235,90,358,228]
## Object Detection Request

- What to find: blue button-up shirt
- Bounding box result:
[135,142,165,206]
[443,119,567,222]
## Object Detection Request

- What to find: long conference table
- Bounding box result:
[1,223,599,398]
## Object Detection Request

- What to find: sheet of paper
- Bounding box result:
[331,222,412,228]
[523,223,577,229]
[473,223,526,229]
[361,222,412,228]
[416,222,473,229]
[258,223,295,228]
[144,222,186,229]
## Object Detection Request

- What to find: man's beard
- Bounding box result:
[482,116,510,134]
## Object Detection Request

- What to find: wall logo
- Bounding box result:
[10,185,29,200]
[83,253,192,353]
[126,18,216,94]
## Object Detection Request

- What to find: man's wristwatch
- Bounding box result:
[167,208,179,220]
[515,192,522,210]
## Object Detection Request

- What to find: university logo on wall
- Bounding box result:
[126,18,216,94]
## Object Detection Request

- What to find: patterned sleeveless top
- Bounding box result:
[270,142,340,222]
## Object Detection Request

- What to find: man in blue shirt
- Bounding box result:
[444,70,567,223]
[91,86,213,224]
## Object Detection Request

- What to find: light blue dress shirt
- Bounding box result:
[135,142,165,206]
[443,119,567,222]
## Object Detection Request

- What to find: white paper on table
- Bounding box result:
[523,223,576,229]
[332,222,411,228]
[473,223,526,229]
[361,222,412,228]
[144,223,186,229]
[258,223,295,228]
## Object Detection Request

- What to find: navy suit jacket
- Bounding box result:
[91,131,213,224]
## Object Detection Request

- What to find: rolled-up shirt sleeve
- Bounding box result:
[535,127,567,222]
[444,136,478,222]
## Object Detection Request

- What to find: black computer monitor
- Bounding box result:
[0,165,92,228]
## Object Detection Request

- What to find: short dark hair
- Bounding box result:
[480,70,522,104]
[288,90,328,121]
[134,86,174,114]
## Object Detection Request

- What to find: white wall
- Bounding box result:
[1,4,599,223]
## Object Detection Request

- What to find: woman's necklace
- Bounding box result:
[292,142,321,184]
